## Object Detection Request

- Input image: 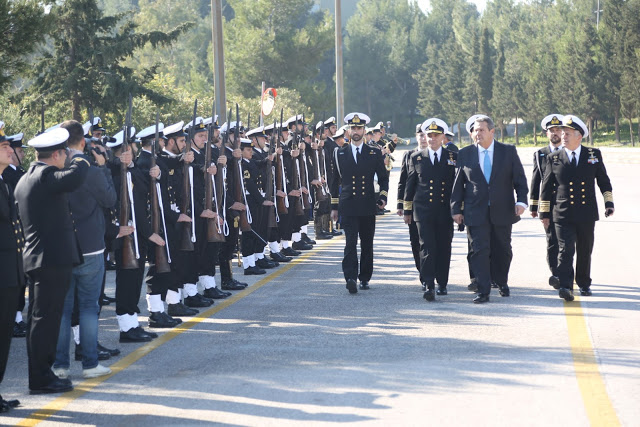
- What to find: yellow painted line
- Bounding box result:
[16,236,343,426]
[564,296,620,427]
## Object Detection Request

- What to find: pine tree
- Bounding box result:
[26,0,192,122]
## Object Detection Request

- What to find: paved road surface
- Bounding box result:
[2,145,638,426]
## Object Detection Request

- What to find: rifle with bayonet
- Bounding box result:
[314,113,328,203]
[298,113,312,210]
[275,109,288,214]
[290,114,305,216]
[205,100,225,242]
[120,94,139,269]
[265,119,278,228]
[150,111,171,273]
[231,104,251,231]
[180,99,198,251]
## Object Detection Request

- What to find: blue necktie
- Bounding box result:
[483,149,492,183]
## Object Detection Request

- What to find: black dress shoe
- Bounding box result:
[0,396,19,413]
[105,261,116,271]
[423,289,435,301]
[203,287,229,299]
[559,288,574,302]
[281,247,301,257]
[97,342,120,357]
[99,295,111,306]
[346,279,358,294]
[256,258,278,269]
[292,241,313,251]
[498,284,510,297]
[149,311,181,328]
[120,327,153,343]
[221,279,245,290]
[436,285,448,295]
[315,231,333,240]
[468,282,478,292]
[29,378,73,395]
[271,252,292,262]
[491,281,499,289]
[579,287,592,296]
[184,294,214,308]
[549,276,561,289]
[13,321,27,338]
[244,266,267,275]
[331,228,342,236]
[473,294,490,304]
[75,344,111,361]
[135,326,158,338]
[167,303,199,317]
[232,278,248,287]
[359,281,370,290]
[301,233,316,245]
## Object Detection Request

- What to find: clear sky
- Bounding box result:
[415,0,487,13]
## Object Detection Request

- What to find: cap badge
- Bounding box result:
[352,115,361,124]
[566,118,573,125]
[550,116,561,125]
[429,121,438,130]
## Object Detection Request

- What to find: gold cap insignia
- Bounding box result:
[97,120,102,127]
[429,121,438,130]
[352,115,361,124]
[550,116,561,125]
[566,118,573,125]
[0,128,4,137]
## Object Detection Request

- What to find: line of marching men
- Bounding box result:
[397,113,614,304]
[0,111,398,403]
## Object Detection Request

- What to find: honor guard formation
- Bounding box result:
[0,107,614,410]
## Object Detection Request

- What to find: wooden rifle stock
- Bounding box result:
[119,117,139,269]
[205,104,225,242]
[150,113,171,273]
[231,105,251,231]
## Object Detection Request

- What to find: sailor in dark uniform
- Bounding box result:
[396,124,426,284]
[403,119,457,301]
[0,128,24,411]
[330,112,389,294]
[539,115,614,301]
[15,127,89,394]
[529,114,564,289]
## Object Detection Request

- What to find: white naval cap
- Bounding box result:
[108,126,136,148]
[541,114,564,131]
[136,123,165,140]
[324,116,337,126]
[421,118,449,134]
[28,127,69,151]
[285,114,304,127]
[0,121,8,142]
[163,121,186,138]
[82,121,92,136]
[203,115,221,129]
[185,116,207,134]
[562,115,589,138]
[334,126,346,139]
[343,112,370,127]
[246,126,266,138]
[465,114,491,134]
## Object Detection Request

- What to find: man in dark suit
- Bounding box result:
[14,127,89,394]
[451,115,528,303]
[529,114,564,289]
[404,119,457,301]
[330,112,389,294]
[539,115,614,301]
[0,129,23,412]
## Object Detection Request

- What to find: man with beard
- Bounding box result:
[330,113,388,294]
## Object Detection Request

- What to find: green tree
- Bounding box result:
[24,0,192,122]
[0,0,52,92]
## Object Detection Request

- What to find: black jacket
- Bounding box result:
[0,177,25,287]
[14,158,89,272]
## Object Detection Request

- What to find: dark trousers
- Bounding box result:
[0,286,19,384]
[277,211,293,241]
[555,221,595,290]
[545,219,559,277]
[115,249,146,316]
[341,215,376,282]
[416,219,454,287]
[26,267,72,388]
[408,221,420,272]
[467,223,513,295]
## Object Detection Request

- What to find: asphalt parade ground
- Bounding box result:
[2,145,639,426]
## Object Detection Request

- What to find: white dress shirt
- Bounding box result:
[351,142,363,163]
[428,146,443,164]
[564,145,582,164]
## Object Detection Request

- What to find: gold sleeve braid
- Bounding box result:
[530,199,539,206]
[603,191,613,203]
[379,190,388,197]
[403,201,413,211]
[538,201,551,213]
